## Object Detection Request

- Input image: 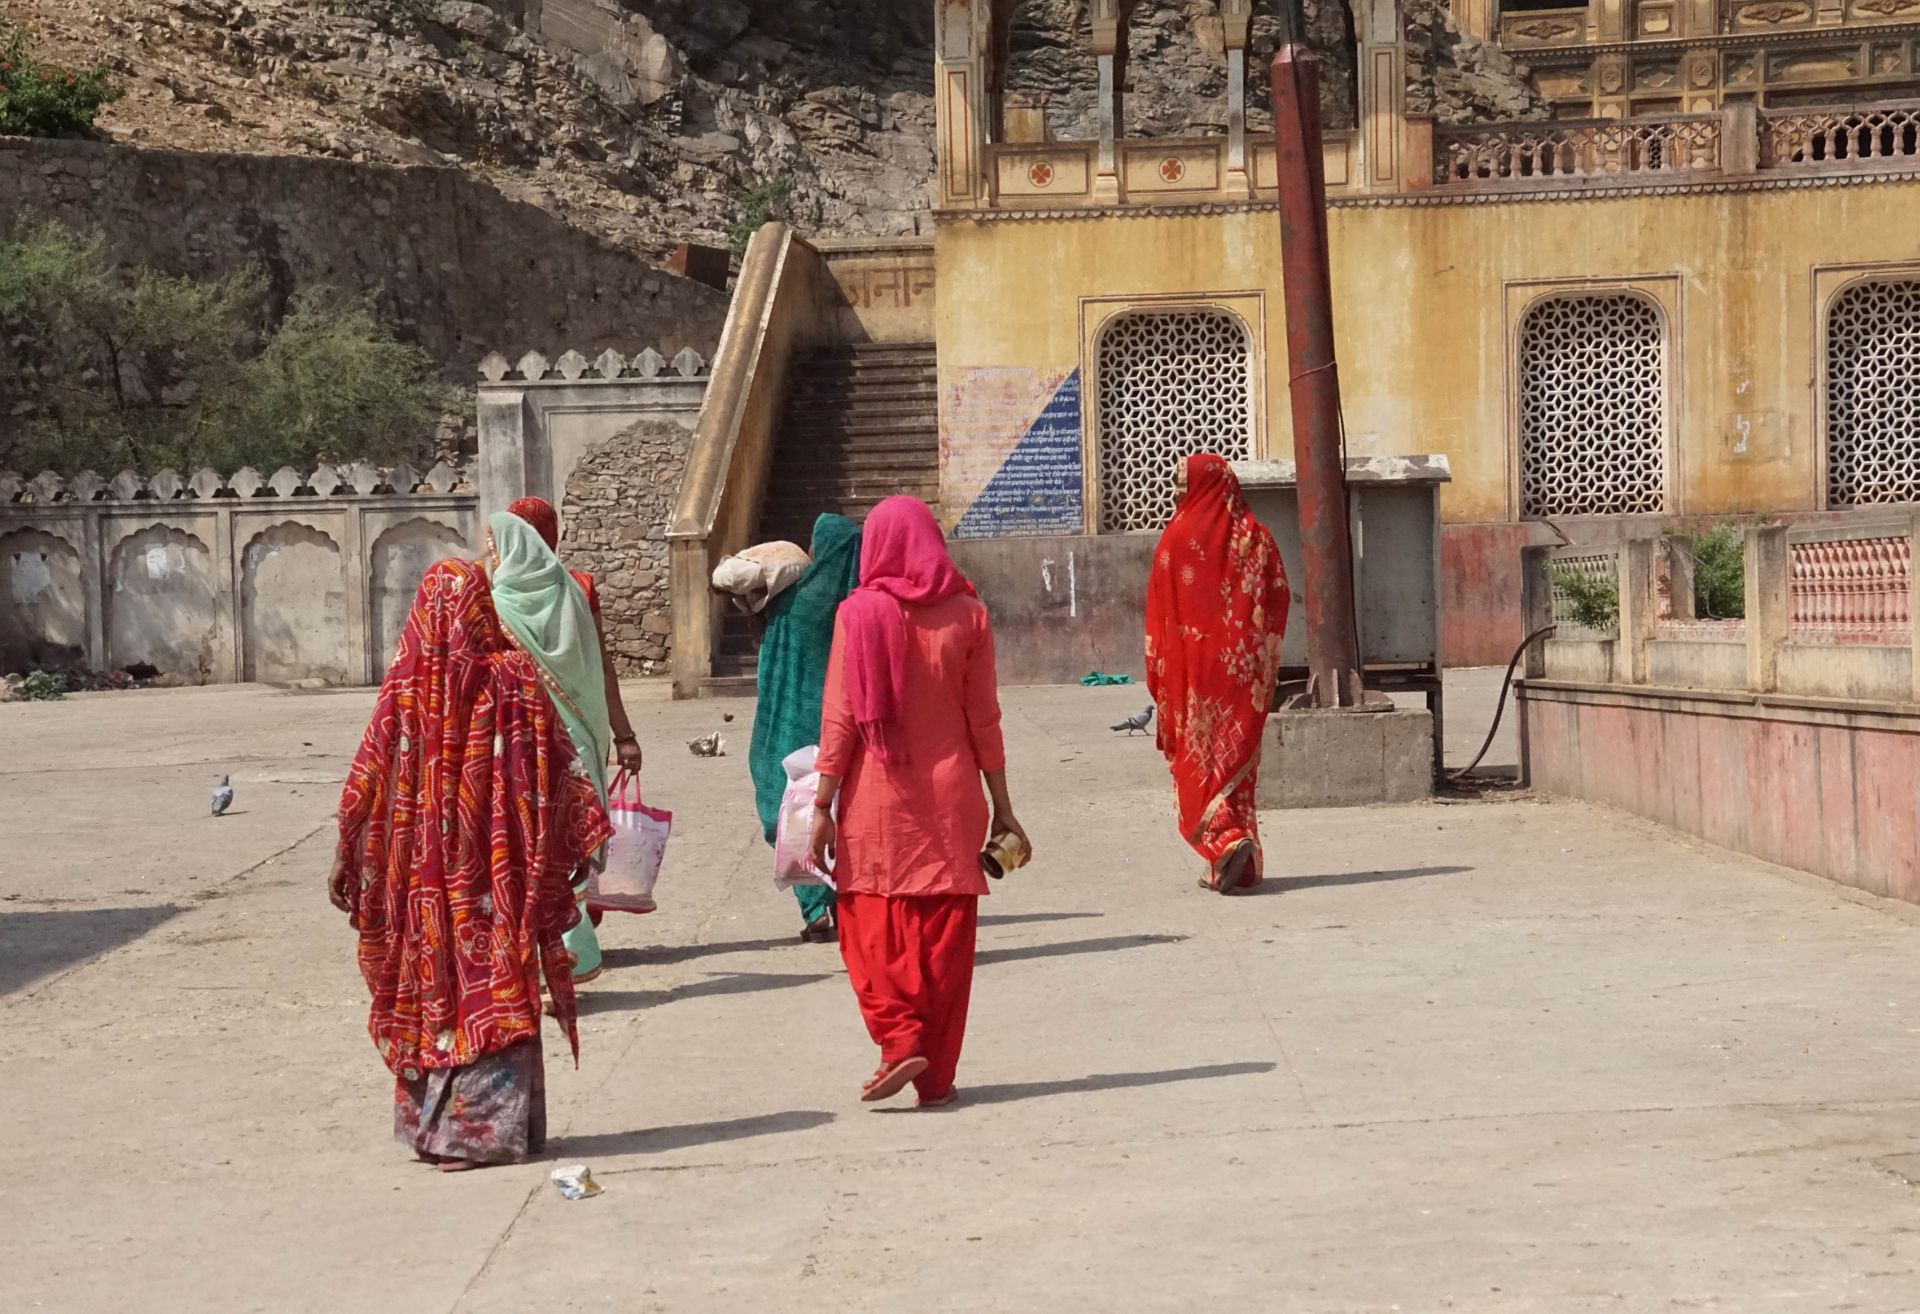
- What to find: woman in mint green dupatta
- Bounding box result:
[489,510,614,980]
[749,513,862,942]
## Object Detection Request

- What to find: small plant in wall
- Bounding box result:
[728,177,795,256]
[1550,565,1621,633]
[1667,521,1747,619]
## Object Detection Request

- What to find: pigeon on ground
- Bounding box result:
[1111,706,1155,736]
[211,775,234,817]
[688,733,726,758]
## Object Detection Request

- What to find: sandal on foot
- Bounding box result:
[801,916,836,944]
[916,1088,959,1109]
[861,1056,930,1102]
[1213,841,1254,895]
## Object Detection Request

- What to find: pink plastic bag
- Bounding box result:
[773,746,834,891]
[590,769,671,914]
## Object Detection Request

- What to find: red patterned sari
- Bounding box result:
[1145,454,1291,892]
[337,557,611,1102]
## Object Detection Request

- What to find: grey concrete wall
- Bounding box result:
[1646,639,1749,691]
[950,533,1156,686]
[0,136,728,376]
[0,465,474,685]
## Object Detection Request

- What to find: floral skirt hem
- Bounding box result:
[393,1038,546,1165]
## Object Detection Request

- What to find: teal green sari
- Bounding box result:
[489,512,611,979]
[749,514,862,926]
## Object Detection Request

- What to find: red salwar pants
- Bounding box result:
[836,892,978,1102]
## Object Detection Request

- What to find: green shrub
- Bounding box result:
[728,177,794,255]
[1686,523,1746,619]
[19,669,67,701]
[0,24,120,139]
[1551,564,1620,633]
[0,219,450,475]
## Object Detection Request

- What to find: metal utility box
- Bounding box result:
[1230,454,1451,768]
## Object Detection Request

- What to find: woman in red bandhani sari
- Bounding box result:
[809,496,1030,1107]
[1145,453,1291,894]
[330,507,614,1170]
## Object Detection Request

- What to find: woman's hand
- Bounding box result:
[613,735,643,773]
[328,851,354,913]
[992,810,1033,862]
[808,805,836,873]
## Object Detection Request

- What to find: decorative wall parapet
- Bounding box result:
[1,463,477,687]
[1789,527,1913,645]
[477,345,709,385]
[0,462,472,506]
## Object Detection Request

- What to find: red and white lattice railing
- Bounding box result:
[1790,534,1912,646]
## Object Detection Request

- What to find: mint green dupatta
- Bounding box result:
[488,512,611,980]
[487,511,611,806]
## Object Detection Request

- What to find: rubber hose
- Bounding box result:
[1446,624,1559,783]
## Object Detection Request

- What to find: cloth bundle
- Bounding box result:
[711,541,811,614]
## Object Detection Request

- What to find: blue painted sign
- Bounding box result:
[953,369,1083,539]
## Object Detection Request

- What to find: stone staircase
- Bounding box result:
[702,341,940,694]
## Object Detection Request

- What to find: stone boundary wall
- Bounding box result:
[476,345,710,676]
[0,463,475,686]
[0,136,729,376]
[561,420,690,677]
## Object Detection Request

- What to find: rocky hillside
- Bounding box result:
[2,0,1545,262]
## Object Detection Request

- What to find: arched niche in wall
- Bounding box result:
[240,520,349,685]
[369,517,468,676]
[993,0,1100,143]
[0,527,86,673]
[107,524,218,683]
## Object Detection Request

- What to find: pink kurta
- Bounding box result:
[816,593,1006,897]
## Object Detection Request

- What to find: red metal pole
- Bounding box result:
[1270,0,1363,707]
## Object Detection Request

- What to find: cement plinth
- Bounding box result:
[1260,707,1434,807]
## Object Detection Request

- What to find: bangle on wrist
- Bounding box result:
[614,733,637,744]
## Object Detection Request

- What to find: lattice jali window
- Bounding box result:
[1825,278,1920,507]
[1517,293,1667,519]
[1095,308,1253,532]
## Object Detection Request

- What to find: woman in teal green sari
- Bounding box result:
[750,513,862,942]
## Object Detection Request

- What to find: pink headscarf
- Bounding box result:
[838,496,975,761]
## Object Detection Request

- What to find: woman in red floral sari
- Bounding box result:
[1145,454,1291,894]
[330,513,613,1169]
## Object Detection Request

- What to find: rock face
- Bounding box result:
[1403,0,1553,126]
[7,0,1534,262]
[1002,0,1358,135]
[560,417,691,676]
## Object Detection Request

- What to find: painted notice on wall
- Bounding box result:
[946,367,1084,540]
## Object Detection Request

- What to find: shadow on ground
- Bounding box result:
[1254,865,1472,893]
[557,1110,837,1160]
[976,933,1188,967]
[0,905,184,996]
[945,1061,1278,1108]
[579,971,834,1014]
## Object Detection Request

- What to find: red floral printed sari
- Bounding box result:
[1145,454,1292,891]
[337,557,611,1081]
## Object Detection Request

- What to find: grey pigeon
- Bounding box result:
[1111,706,1155,736]
[210,775,234,817]
[687,733,725,758]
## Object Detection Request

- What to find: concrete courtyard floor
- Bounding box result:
[6,672,1920,1312]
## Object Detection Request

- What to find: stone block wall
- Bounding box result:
[561,420,693,676]
[0,137,729,377]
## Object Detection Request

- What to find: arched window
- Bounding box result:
[1517,292,1667,518]
[1825,277,1920,506]
[1095,306,1254,532]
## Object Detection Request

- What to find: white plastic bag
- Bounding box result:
[590,770,671,914]
[773,745,835,891]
